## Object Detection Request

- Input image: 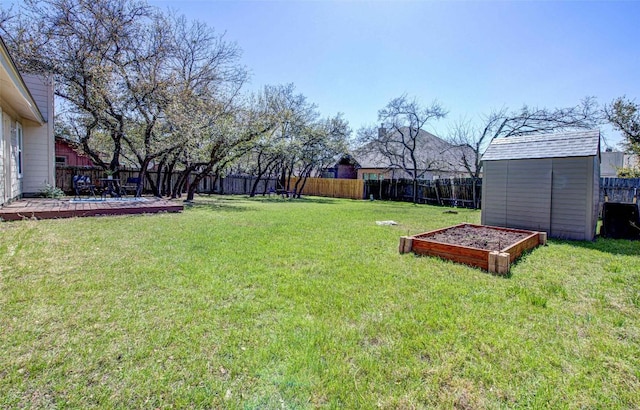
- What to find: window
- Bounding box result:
[16,123,23,178]
[55,156,67,166]
[363,173,382,181]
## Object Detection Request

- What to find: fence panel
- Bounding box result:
[600,178,639,216]
[364,178,481,208]
[58,169,639,212]
[290,177,364,200]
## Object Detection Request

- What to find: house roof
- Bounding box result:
[353,128,473,173]
[481,130,600,162]
[0,36,45,124]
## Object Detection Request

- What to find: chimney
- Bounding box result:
[378,123,386,139]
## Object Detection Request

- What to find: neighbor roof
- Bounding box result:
[354,128,473,172]
[481,130,600,162]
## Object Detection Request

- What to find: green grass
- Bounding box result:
[1,195,639,408]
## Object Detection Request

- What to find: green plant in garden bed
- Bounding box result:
[0,196,639,408]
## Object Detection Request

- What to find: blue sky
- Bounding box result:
[151,0,639,148]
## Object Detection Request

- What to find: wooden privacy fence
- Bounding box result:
[56,167,147,193]
[364,178,482,208]
[600,177,639,214]
[289,177,364,200]
[216,176,277,195]
[56,166,214,195]
[55,166,640,209]
[55,167,362,199]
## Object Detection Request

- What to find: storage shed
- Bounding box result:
[481,130,600,241]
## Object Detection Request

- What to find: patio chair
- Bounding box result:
[73,175,97,200]
[121,177,142,197]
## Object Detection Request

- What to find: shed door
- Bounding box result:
[505,159,552,233]
[550,157,590,240]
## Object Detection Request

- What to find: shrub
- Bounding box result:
[39,183,65,199]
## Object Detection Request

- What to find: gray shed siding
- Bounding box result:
[550,157,592,239]
[506,159,552,232]
[482,159,552,232]
[481,161,508,226]
[482,155,598,241]
[591,155,600,238]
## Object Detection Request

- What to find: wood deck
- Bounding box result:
[0,197,184,221]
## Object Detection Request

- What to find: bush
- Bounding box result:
[616,167,640,178]
[39,183,65,199]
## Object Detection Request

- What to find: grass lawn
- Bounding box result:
[1,195,639,408]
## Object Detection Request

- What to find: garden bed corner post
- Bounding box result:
[399,236,413,254]
[489,251,510,275]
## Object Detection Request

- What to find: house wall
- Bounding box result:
[0,109,6,204]
[336,163,356,179]
[600,151,624,177]
[482,156,598,241]
[55,139,94,167]
[357,168,394,180]
[356,168,468,181]
[0,110,21,205]
[8,117,20,196]
[22,74,54,194]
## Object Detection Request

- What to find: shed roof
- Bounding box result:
[481,130,600,162]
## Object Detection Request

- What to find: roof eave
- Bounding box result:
[0,37,46,124]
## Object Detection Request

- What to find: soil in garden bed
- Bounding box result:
[415,225,531,251]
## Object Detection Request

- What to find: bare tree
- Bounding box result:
[360,94,448,203]
[1,0,248,198]
[288,114,350,198]
[1,0,155,174]
[447,97,601,208]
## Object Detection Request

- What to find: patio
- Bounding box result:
[0,197,183,221]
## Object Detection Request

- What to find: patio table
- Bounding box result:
[99,178,121,199]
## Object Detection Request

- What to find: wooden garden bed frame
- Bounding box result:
[399,223,546,274]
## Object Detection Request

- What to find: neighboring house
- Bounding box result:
[320,154,359,179]
[624,153,640,169]
[481,130,600,241]
[600,149,624,177]
[0,36,55,206]
[353,127,474,181]
[600,149,640,177]
[55,136,94,167]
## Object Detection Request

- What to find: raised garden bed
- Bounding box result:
[399,223,546,274]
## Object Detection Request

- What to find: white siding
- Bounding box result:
[0,109,5,204]
[481,161,508,226]
[22,74,54,194]
[23,122,53,192]
[9,118,20,196]
[1,113,22,205]
[22,74,50,120]
[505,159,552,233]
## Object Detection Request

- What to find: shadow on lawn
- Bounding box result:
[558,236,640,256]
[185,199,252,213]
[185,194,338,211]
[254,196,338,205]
